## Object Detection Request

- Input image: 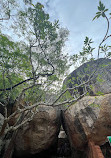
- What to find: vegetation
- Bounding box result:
[0,0,69,104]
[70,1,111,68]
[0,1,111,157]
[0,1,70,157]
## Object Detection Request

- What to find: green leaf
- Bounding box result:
[104,9,108,12]
[98,6,101,11]
[99,1,105,10]
[31,3,35,7]
[93,14,101,20]
[95,91,104,96]
[96,12,101,14]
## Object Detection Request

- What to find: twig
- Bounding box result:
[98,14,110,58]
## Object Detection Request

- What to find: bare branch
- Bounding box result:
[52,80,89,105]
[15,84,41,103]
[5,113,33,134]
[0,102,5,107]
[98,14,110,58]
[54,91,87,107]
[0,71,54,91]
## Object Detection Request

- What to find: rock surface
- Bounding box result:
[87,141,104,158]
[14,105,61,157]
[62,93,111,149]
[63,58,111,95]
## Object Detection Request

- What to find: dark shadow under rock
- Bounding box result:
[13,142,58,158]
[101,142,111,158]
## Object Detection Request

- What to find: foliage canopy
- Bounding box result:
[0,1,69,104]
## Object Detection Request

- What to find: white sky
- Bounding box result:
[39,0,111,59]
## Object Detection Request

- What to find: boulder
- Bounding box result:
[87,141,104,158]
[62,93,111,150]
[63,58,111,95]
[14,105,61,157]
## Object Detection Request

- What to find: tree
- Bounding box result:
[70,37,95,68]
[93,1,111,58]
[0,1,69,101]
[70,1,111,69]
[0,1,69,157]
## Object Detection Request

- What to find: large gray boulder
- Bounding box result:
[63,58,111,95]
[14,105,61,157]
[62,93,111,150]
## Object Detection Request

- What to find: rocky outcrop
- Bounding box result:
[62,93,111,150]
[14,105,61,157]
[63,58,111,95]
[87,141,104,158]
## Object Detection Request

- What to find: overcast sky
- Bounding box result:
[39,0,111,59]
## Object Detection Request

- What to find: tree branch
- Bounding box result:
[98,14,110,58]
[0,70,54,91]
